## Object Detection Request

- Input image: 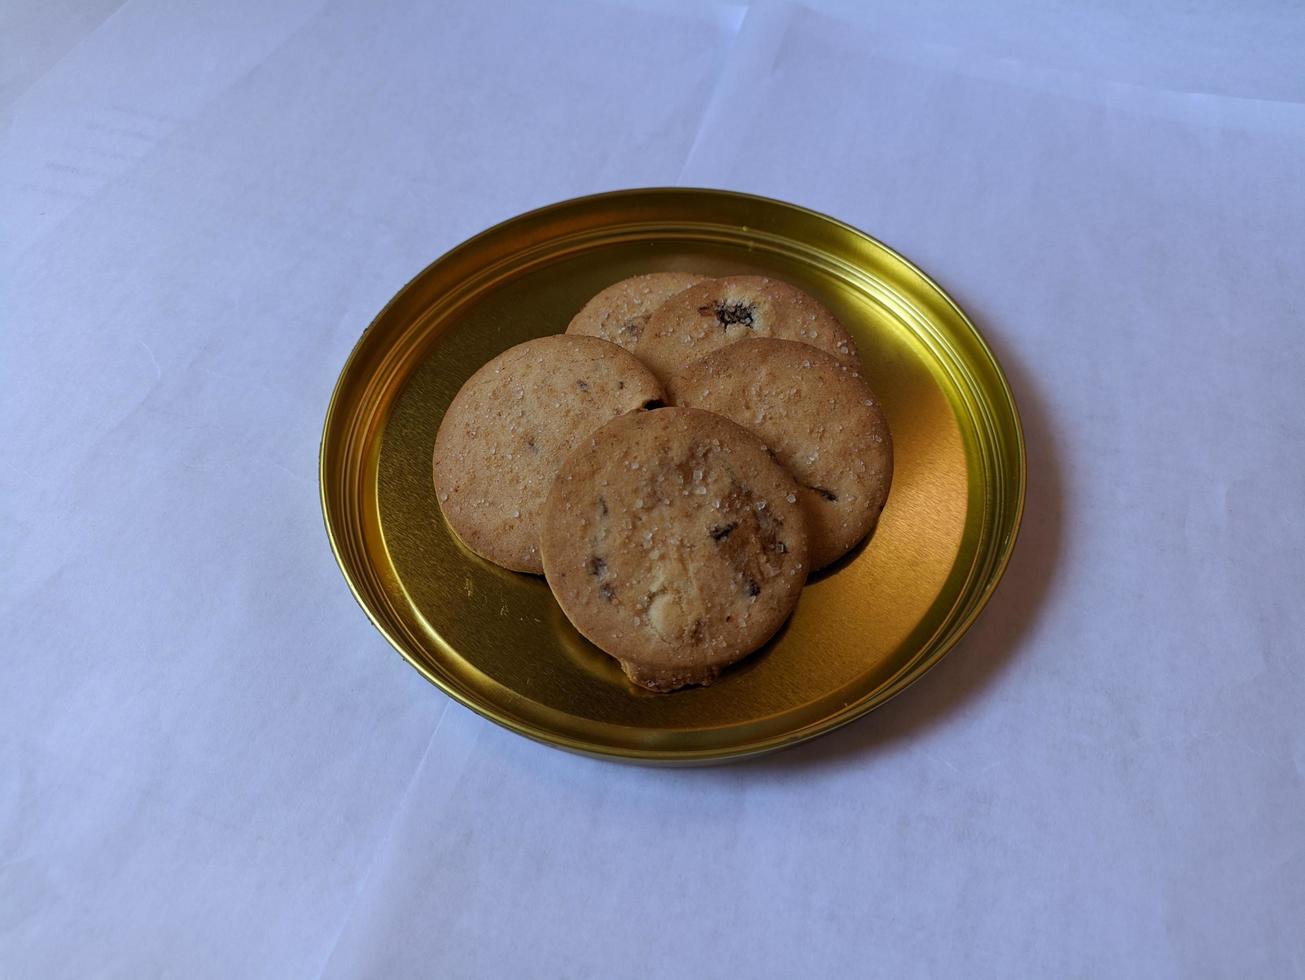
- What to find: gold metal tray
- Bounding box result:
[320,189,1024,764]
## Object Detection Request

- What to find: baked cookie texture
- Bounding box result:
[566,272,710,352]
[634,275,859,382]
[433,335,664,574]
[668,338,892,570]
[541,407,809,691]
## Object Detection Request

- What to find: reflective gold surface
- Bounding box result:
[320,189,1024,764]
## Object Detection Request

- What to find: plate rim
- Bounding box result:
[319,186,1026,765]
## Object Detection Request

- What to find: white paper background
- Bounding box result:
[4,1,1304,977]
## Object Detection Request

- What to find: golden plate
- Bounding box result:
[320,188,1024,764]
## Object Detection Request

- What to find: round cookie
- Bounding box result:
[566,272,710,352]
[668,339,892,570]
[541,407,809,692]
[433,335,664,574]
[633,275,859,382]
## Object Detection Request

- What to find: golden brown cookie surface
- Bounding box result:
[668,339,892,570]
[566,272,710,352]
[433,335,664,573]
[541,407,808,691]
[633,275,858,382]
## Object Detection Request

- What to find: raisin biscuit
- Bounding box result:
[541,407,808,691]
[433,335,664,574]
[669,339,891,570]
[566,272,710,352]
[634,275,859,383]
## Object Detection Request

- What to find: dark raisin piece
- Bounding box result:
[576,379,589,391]
[746,579,761,597]
[597,495,608,516]
[617,380,625,390]
[774,540,787,554]
[599,583,615,602]
[587,556,607,578]
[709,522,737,542]
[717,302,757,329]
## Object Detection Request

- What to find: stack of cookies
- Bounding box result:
[433,273,892,691]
